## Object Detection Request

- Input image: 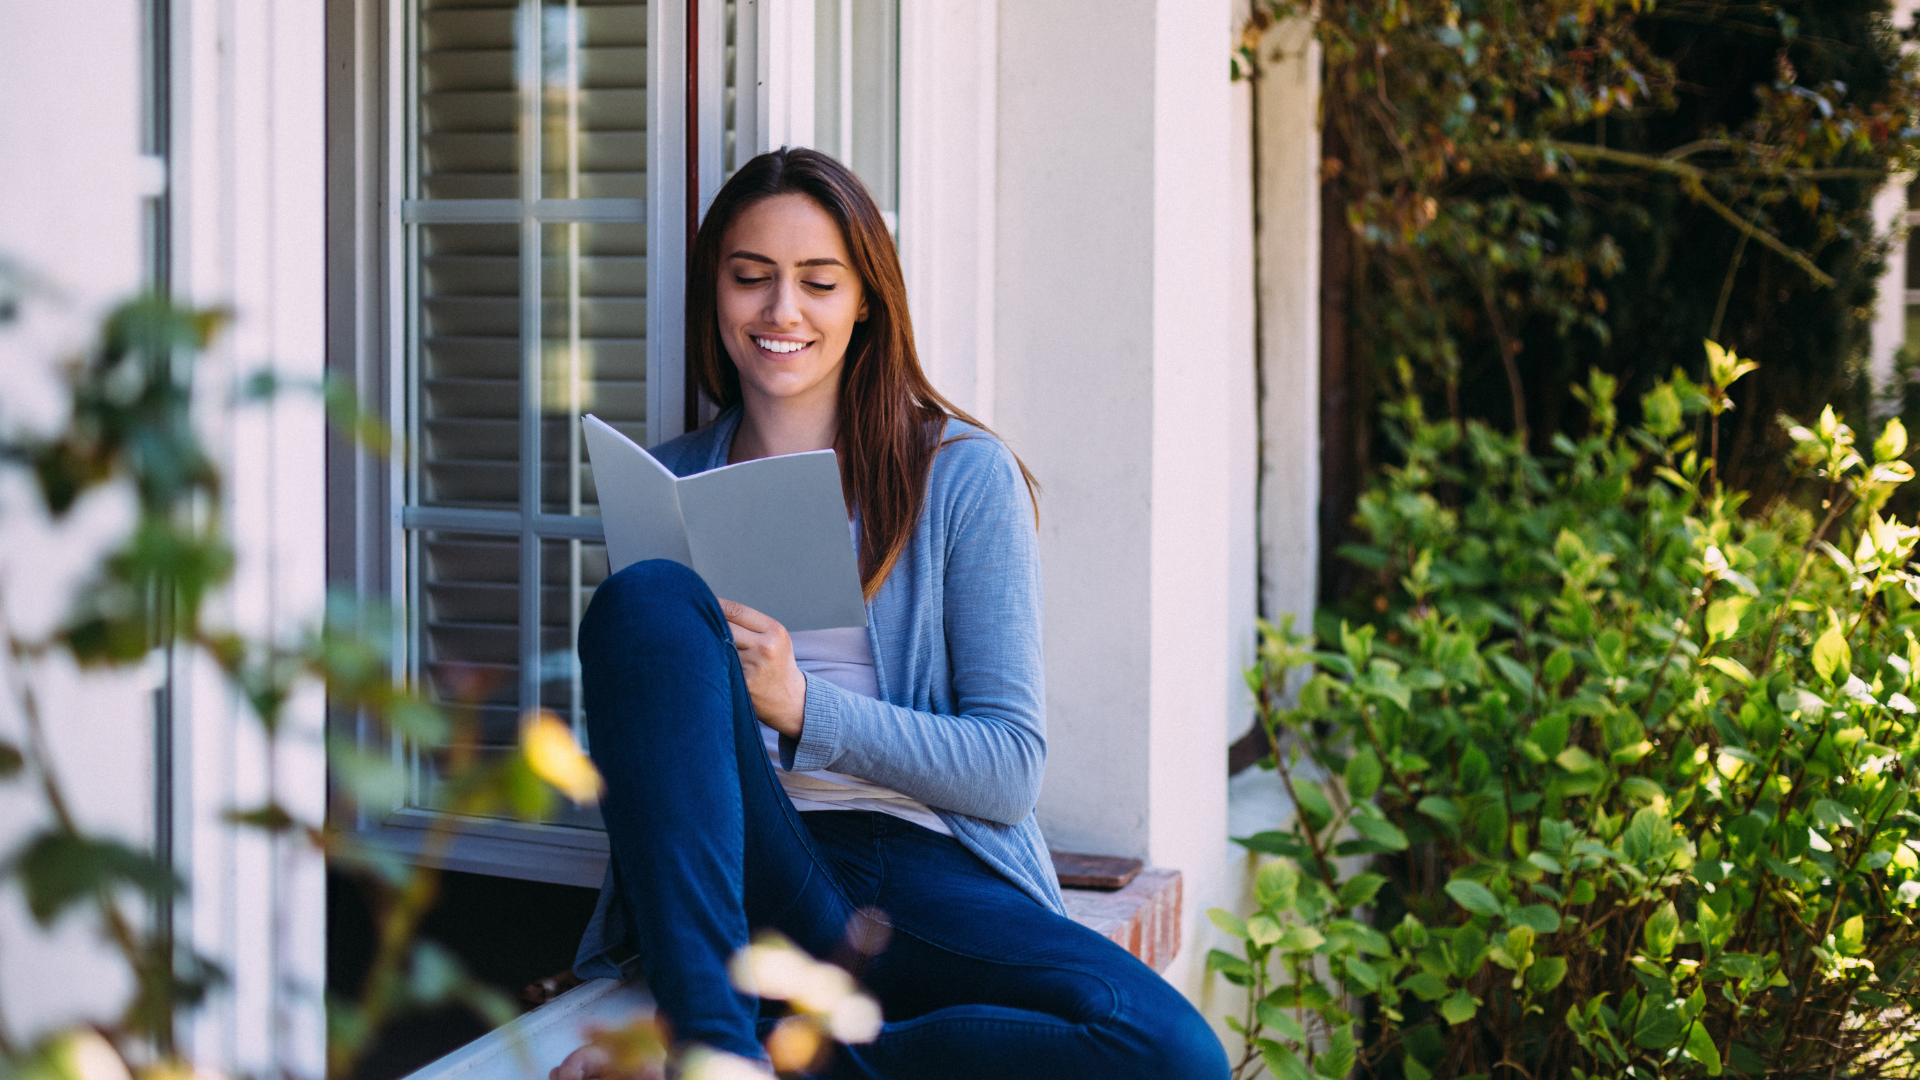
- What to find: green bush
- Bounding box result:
[1215,344,1920,1078]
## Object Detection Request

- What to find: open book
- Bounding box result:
[581,415,868,632]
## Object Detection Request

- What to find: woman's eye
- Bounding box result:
[805,281,837,292]
[733,274,770,286]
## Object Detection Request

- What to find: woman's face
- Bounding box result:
[717,193,869,413]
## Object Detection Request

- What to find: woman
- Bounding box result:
[558,148,1227,1080]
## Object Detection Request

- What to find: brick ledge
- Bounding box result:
[1062,868,1182,972]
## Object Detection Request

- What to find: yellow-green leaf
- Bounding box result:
[1706,597,1748,642]
[1813,620,1851,684]
[1877,417,1909,463]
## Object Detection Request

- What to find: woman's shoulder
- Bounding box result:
[929,417,1031,517]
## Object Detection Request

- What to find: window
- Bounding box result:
[398,0,663,836]
[336,0,902,884]
[812,0,897,230]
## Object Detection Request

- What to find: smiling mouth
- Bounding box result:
[752,336,811,355]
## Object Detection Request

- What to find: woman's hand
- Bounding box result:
[720,599,807,738]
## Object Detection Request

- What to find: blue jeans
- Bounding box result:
[578,560,1229,1080]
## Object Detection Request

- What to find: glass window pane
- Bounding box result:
[543,0,649,200]
[420,0,523,200]
[848,0,897,216]
[811,0,897,217]
[542,220,648,515]
[420,222,523,510]
[539,536,608,829]
[413,529,523,813]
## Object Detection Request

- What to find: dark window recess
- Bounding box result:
[328,868,603,1080]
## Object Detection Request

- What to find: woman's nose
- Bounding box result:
[764,277,802,328]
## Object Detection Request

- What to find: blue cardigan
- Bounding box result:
[574,407,1064,978]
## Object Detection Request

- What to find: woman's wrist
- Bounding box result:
[766,666,809,739]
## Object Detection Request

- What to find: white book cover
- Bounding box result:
[581,414,868,631]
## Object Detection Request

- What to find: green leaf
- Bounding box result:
[1344,747,1383,799]
[14,830,182,926]
[1255,858,1301,910]
[1644,901,1680,960]
[1293,780,1335,831]
[1527,955,1568,993]
[1813,619,1851,684]
[1403,1056,1433,1080]
[1703,656,1753,685]
[1489,653,1535,697]
[1811,799,1861,830]
[1246,914,1284,946]
[1643,383,1683,437]
[1256,1000,1308,1043]
[1207,908,1249,940]
[1838,914,1866,955]
[1259,1040,1313,1080]
[1507,905,1562,933]
[1274,924,1326,952]
[1440,989,1478,1026]
[1418,795,1464,825]
[1555,746,1600,773]
[1401,972,1450,1001]
[1633,996,1683,1049]
[1235,831,1307,858]
[1685,1020,1724,1075]
[1445,879,1503,916]
[1315,1025,1357,1079]
[1350,815,1409,852]
[1207,948,1252,984]
[1338,872,1388,909]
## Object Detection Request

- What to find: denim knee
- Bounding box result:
[579,558,719,655]
[1127,995,1230,1080]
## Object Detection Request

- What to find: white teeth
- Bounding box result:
[753,337,809,355]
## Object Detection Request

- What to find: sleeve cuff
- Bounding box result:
[787,672,844,771]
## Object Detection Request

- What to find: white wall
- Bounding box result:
[0,0,160,1041]
[994,0,1238,999]
[0,2,329,1076]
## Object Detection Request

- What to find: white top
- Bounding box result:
[762,625,952,835]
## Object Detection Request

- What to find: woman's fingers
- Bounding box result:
[717,598,781,636]
[549,1043,611,1080]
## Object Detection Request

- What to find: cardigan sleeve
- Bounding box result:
[783,435,1046,826]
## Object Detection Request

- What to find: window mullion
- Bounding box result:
[518,0,545,722]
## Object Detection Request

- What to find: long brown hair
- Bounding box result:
[687,148,1035,600]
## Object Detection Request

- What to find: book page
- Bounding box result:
[675,450,868,632]
[581,415,693,571]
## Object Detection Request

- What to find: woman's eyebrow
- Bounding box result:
[725,250,847,269]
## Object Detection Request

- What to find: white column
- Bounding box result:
[1869,178,1908,408]
[1869,0,1920,407]
[171,0,329,1076]
[994,0,1237,998]
[898,0,998,421]
[1255,17,1321,631]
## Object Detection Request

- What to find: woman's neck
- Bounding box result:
[729,391,839,463]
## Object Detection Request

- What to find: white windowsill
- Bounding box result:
[401,975,654,1080]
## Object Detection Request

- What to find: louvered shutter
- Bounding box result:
[404,0,667,828]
